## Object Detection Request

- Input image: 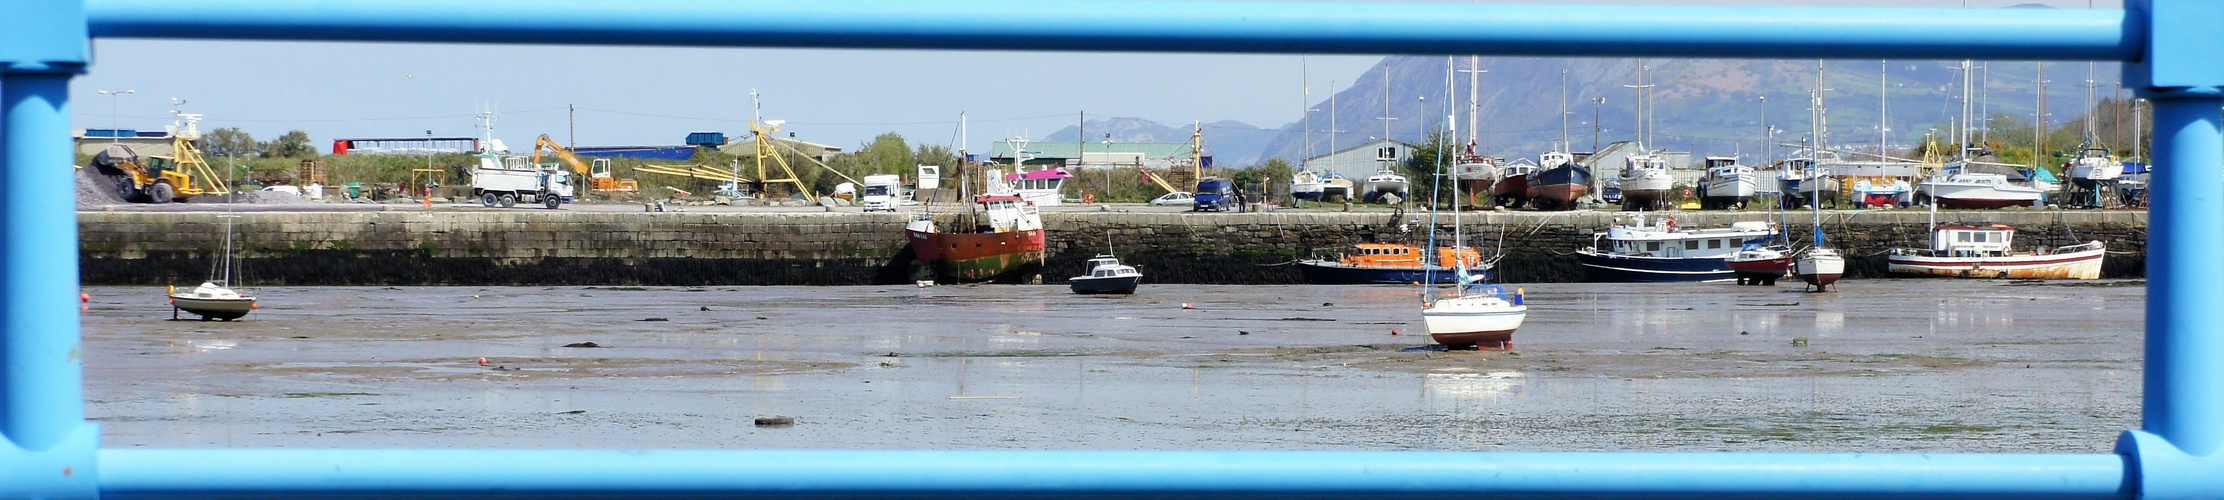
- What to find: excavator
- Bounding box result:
[87,113,229,203]
[531,135,641,193]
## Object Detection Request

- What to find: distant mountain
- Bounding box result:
[1257,56,2124,171]
[1041,117,1281,166]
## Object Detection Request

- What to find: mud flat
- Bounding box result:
[85,280,2138,452]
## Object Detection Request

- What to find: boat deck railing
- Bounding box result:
[6,0,2223,499]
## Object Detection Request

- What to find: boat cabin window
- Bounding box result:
[1685,241,1699,250]
[1708,239,1723,249]
[1958,232,1972,242]
[1647,242,1661,252]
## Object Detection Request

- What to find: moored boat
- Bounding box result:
[1296,243,1492,285]
[1069,255,1141,294]
[169,282,255,321]
[1724,242,1792,286]
[1795,248,1845,291]
[906,193,1046,283]
[1491,159,1534,209]
[1423,284,1525,350]
[1577,215,1777,282]
[1886,224,2104,279]
[1453,154,1500,207]
[1362,169,1410,203]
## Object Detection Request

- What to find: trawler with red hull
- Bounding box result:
[906,193,1046,283]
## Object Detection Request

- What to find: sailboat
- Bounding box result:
[1792,165,1844,292]
[168,207,256,320]
[1421,58,1526,350]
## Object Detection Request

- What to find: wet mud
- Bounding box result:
[85,279,2139,452]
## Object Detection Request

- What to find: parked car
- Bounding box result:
[1149,191,1195,206]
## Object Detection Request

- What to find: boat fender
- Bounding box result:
[167,285,175,295]
[1514,288,1525,306]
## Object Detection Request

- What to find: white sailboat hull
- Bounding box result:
[1423,296,1525,349]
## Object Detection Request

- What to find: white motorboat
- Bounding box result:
[1918,169,2043,209]
[1699,155,1755,210]
[1069,254,1142,295]
[1615,152,1673,211]
[1777,155,1842,208]
[1362,170,1410,203]
[1850,178,1915,208]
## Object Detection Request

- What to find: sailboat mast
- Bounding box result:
[1560,67,1570,150]
[1468,56,1481,154]
[2036,62,2046,171]
[1303,56,1311,171]
[1879,60,1888,159]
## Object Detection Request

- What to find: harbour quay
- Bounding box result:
[81,208,2145,286]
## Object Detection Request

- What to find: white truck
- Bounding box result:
[860,174,902,212]
[471,153,572,209]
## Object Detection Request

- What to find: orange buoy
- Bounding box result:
[477,357,488,366]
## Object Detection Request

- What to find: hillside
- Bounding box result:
[1040,117,1280,166]
[1258,56,2127,168]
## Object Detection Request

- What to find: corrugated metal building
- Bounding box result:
[1301,139,1411,178]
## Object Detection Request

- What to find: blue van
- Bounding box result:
[1193,178,1232,212]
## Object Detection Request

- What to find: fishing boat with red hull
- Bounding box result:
[1886,224,2104,280]
[906,193,1046,283]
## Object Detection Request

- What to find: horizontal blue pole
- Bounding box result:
[99,449,2128,499]
[84,0,2137,61]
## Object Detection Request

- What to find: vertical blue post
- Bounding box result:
[0,0,99,498]
[2141,97,2224,459]
[2117,1,2224,498]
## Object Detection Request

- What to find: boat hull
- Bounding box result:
[907,228,1047,283]
[1423,300,1525,350]
[1724,255,1793,283]
[1492,176,1530,199]
[1296,261,1492,285]
[1795,254,1845,290]
[1618,188,1670,211]
[1069,275,1140,294]
[1578,250,1735,282]
[1886,244,2105,280]
[171,295,255,320]
[1933,195,2038,210]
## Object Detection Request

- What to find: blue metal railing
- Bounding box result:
[4,1,2219,498]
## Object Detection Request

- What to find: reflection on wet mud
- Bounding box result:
[84,279,2139,452]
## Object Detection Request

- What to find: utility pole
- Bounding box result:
[568,104,576,148]
[1592,97,1605,152]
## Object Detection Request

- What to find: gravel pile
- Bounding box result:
[76,167,127,209]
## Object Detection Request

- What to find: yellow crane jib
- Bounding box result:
[532,135,641,193]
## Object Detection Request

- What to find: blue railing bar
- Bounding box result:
[2142,95,2224,459]
[98,449,2130,499]
[0,72,86,452]
[82,0,2138,61]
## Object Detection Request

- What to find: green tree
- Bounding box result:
[1231,158,1296,197]
[856,133,913,174]
[262,130,317,158]
[201,127,260,158]
[914,144,958,169]
[1400,129,1459,207]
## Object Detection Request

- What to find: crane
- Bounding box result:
[531,135,641,193]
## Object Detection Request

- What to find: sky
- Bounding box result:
[66,0,2114,156]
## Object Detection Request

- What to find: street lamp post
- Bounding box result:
[96,89,133,143]
[1591,97,1605,152]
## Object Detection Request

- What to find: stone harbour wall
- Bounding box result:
[81,209,2146,286]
